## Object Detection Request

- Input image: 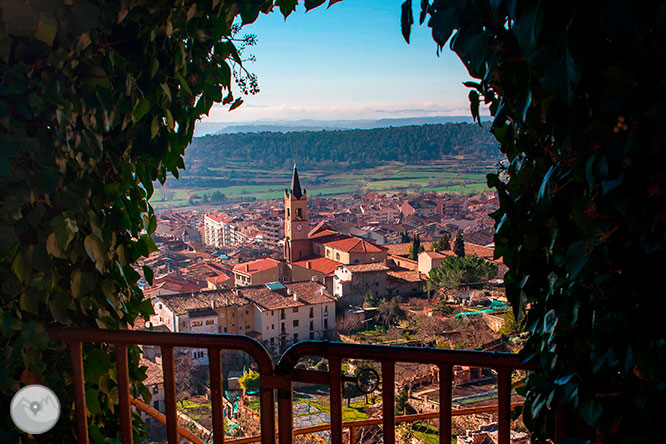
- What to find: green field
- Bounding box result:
[151,159,497,208]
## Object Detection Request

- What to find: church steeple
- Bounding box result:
[290,163,304,199]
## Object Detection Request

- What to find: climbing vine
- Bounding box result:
[0,1,335,442]
[403,1,666,442]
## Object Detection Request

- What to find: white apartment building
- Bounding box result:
[149,281,336,359]
[204,211,237,248]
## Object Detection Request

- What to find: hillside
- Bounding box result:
[186,123,499,170]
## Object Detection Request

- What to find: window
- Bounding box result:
[296,208,302,219]
[375,282,379,287]
[309,307,314,318]
[293,333,298,342]
[232,312,235,318]
[309,321,314,331]
[272,324,275,330]
[324,305,328,315]
[224,327,228,333]
[246,325,250,330]
[293,320,299,327]
[309,332,315,340]
[206,319,215,325]
[152,385,159,394]
[287,208,290,217]
[281,322,285,332]
[292,307,298,313]
[281,309,285,320]
[245,310,249,315]
[158,304,162,310]
[153,400,159,410]
[191,320,203,327]
[326,250,330,258]
[271,310,274,315]
[324,319,328,329]
[336,253,340,261]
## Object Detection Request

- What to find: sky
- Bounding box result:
[203,0,477,123]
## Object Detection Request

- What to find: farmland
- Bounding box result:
[151,158,498,209]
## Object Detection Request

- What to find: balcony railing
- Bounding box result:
[50,327,538,444]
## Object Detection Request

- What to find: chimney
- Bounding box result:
[293,293,298,302]
[287,288,291,295]
[320,287,324,296]
[306,261,311,269]
[211,294,215,310]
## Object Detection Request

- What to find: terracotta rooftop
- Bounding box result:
[293,256,342,276]
[324,237,385,253]
[153,289,247,315]
[422,251,447,259]
[239,281,334,311]
[385,242,434,257]
[387,270,425,283]
[140,358,164,386]
[206,211,233,224]
[233,258,281,275]
[343,262,390,273]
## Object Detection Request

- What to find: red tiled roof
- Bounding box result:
[324,237,385,253]
[239,281,334,311]
[293,257,342,276]
[385,242,434,257]
[206,273,232,285]
[344,263,390,273]
[206,211,233,224]
[310,229,339,239]
[233,258,281,275]
[140,358,164,386]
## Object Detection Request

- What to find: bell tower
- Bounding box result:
[284,164,311,262]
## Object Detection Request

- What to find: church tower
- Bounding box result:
[284,164,311,262]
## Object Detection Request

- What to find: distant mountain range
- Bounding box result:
[193,115,490,137]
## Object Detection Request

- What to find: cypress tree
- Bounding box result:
[453,232,465,257]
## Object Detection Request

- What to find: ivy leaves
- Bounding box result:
[404,1,666,442]
[1,1,335,442]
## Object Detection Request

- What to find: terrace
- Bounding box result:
[51,327,538,444]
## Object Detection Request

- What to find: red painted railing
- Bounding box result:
[50,327,537,444]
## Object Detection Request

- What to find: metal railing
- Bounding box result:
[50,327,537,444]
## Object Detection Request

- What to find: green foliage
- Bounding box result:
[188,122,499,169]
[409,234,424,260]
[431,233,451,251]
[497,311,521,337]
[0,0,335,442]
[364,290,379,308]
[432,299,454,315]
[377,297,405,328]
[452,232,465,257]
[396,385,409,415]
[427,255,497,290]
[238,368,260,393]
[405,0,666,441]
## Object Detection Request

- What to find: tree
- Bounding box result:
[431,233,451,251]
[0,1,333,442]
[377,297,405,328]
[364,290,379,307]
[239,368,260,394]
[453,232,465,257]
[174,350,195,407]
[427,255,498,290]
[403,1,666,441]
[432,299,454,315]
[395,385,409,415]
[409,234,424,260]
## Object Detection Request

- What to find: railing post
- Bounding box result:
[497,368,512,444]
[381,361,395,444]
[115,344,133,444]
[438,364,452,444]
[162,346,179,443]
[349,425,356,444]
[278,381,293,444]
[260,372,277,444]
[209,347,225,444]
[329,356,343,444]
[70,341,89,444]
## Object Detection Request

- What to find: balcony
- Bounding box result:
[50,327,537,444]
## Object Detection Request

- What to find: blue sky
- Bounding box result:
[205,1,476,123]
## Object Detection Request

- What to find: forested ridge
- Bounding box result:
[186,122,499,168]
